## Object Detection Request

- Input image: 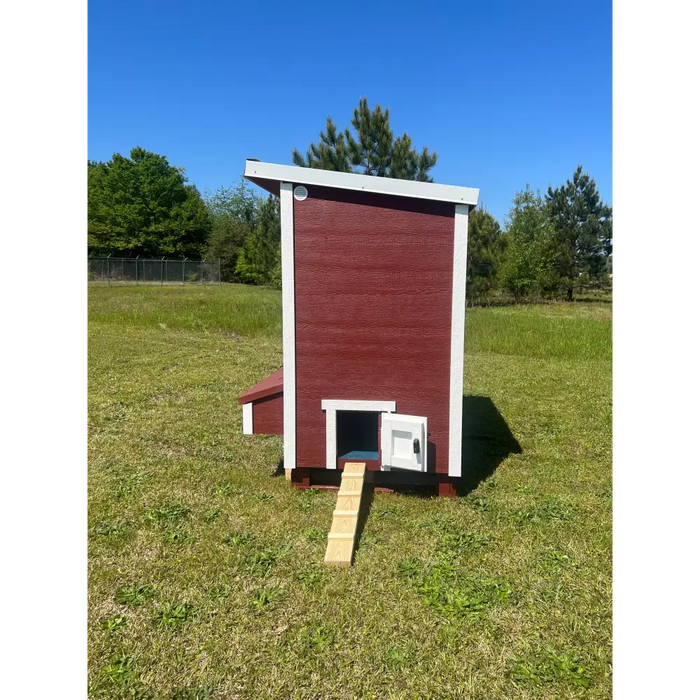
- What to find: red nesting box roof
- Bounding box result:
[238,368,283,404]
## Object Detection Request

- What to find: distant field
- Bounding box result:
[88,285,612,699]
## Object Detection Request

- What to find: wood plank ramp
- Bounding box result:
[324,462,366,567]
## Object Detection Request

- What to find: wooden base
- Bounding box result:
[290,467,311,489]
[436,474,457,497]
[284,469,292,481]
[290,466,457,497]
[324,462,366,567]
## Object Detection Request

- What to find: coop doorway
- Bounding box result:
[337,410,380,468]
[320,400,397,471]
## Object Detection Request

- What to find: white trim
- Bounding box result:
[280,182,296,469]
[448,204,469,477]
[321,400,396,413]
[321,400,396,470]
[242,402,253,435]
[325,409,337,471]
[245,160,479,206]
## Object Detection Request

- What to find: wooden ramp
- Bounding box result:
[324,462,366,567]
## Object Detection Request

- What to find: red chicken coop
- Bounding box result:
[238,160,479,496]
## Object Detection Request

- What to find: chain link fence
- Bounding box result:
[88,257,221,285]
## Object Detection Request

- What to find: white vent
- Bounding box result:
[293,185,308,201]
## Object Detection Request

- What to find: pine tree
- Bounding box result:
[546,165,612,300]
[292,118,351,172]
[413,145,439,183]
[345,99,394,176]
[292,97,437,181]
[605,206,615,257]
[466,207,504,301]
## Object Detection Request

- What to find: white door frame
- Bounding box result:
[321,400,396,469]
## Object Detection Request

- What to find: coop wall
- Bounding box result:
[251,394,283,435]
[291,185,456,474]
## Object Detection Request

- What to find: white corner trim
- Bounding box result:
[242,402,253,435]
[448,205,469,477]
[321,400,396,469]
[280,182,296,469]
[245,160,479,206]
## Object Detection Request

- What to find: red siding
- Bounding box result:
[252,394,283,435]
[293,186,455,474]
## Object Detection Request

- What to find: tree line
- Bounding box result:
[88,99,611,301]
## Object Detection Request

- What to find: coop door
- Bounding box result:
[380,413,428,472]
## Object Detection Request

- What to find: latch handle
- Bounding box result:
[413,438,420,454]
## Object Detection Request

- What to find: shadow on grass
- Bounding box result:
[453,395,522,496]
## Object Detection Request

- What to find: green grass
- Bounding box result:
[88,284,611,699]
[88,284,282,337]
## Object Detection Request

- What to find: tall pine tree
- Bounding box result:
[546,165,612,300]
[292,97,437,181]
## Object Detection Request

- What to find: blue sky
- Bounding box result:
[88,1,611,224]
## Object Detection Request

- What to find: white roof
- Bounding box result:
[244,160,479,207]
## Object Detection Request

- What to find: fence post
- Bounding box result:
[135,255,140,285]
[182,258,187,285]
[161,257,164,286]
[218,259,221,285]
[107,254,111,287]
[200,259,204,284]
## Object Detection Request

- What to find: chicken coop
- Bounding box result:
[238,159,479,497]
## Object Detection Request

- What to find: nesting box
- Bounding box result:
[238,160,479,496]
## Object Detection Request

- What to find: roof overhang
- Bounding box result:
[244,160,479,207]
[238,367,283,404]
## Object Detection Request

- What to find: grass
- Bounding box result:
[88,284,611,699]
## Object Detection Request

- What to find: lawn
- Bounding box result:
[88,284,612,700]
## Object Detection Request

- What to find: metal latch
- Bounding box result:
[413,438,420,454]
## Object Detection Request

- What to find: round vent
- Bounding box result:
[293,185,308,201]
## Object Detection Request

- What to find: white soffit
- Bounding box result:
[244,160,479,207]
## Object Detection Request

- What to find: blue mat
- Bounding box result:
[340,450,379,460]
